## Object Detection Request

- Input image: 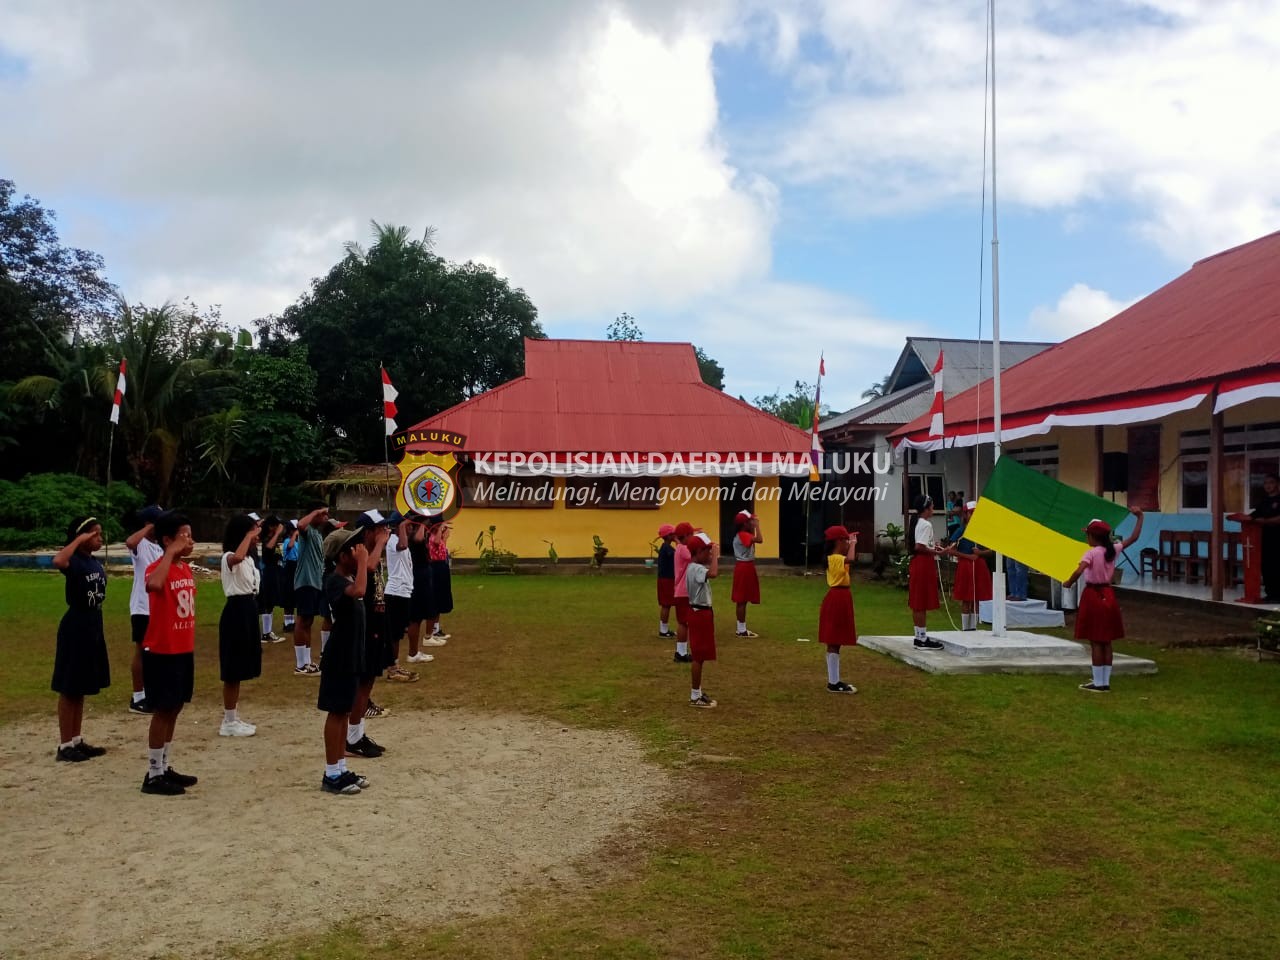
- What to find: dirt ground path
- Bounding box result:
[0,707,669,960]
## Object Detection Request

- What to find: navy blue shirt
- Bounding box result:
[63,551,106,610]
[657,541,676,578]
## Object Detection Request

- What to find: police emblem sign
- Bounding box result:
[395,451,464,520]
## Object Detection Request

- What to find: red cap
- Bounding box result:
[657,523,676,538]
[1085,519,1111,535]
[824,525,851,542]
[673,521,694,538]
[735,510,755,523]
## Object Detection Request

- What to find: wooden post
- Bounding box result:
[1094,426,1105,496]
[1209,398,1224,601]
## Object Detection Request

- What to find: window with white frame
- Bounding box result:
[1009,445,1059,478]
[1179,422,1280,512]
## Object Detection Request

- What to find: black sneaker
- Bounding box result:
[658,630,675,639]
[345,734,385,759]
[1078,682,1110,693]
[56,744,89,763]
[128,697,154,715]
[164,767,199,787]
[672,652,693,664]
[76,741,107,758]
[321,771,362,795]
[913,637,945,651]
[689,693,718,709]
[827,681,857,694]
[349,770,371,789]
[141,773,185,795]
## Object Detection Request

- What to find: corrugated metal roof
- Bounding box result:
[894,230,1280,440]
[406,339,811,454]
[820,337,1053,434]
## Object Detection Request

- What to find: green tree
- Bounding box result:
[260,221,544,462]
[694,346,725,390]
[755,380,821,428]
[606,312,643,341]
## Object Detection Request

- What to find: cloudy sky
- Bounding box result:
[3,0,1278,411]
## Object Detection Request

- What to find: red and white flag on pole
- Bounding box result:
[927,351,945,440]
[808,355,825,482]
[381,366,399,436]
[109,359,127,425]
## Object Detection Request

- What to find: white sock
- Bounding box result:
[690,688,701,701]
[659,621,669,634]
[324,762,341,778]
[347,722,361,745]
[131,690,145,703]
[321,630,330,652]
[1092,666,1105,686]
[148,747,164,778]
[71,734,83,746]
[284,615,294,628]
[60,740,75,750]
[338,757,348,773]
[914,626,926,640]
[433,623,444,635]
[1101,665,1112,686]
[677,641,689,656]
[260,614,273,635]
[224,708,237,723]
[737,620,746,632]
[294,645,307,669]
[826,651,841,684]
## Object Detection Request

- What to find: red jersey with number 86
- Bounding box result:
[143,559,197,654]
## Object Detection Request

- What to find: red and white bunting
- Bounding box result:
[927,351,944,439]
[109,359,127,425]
[381,366,399,436]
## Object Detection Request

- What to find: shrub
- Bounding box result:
[0,473,145,548]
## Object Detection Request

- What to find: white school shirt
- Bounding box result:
[129,537,164,616]
[385,533,414,598]
[221,552,261,597]
[914,517,936,550]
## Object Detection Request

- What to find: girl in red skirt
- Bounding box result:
[1064,509,1144,692]
[819,525,858,693]
[907,495,952,650]
[730,510,762,637]
[655,523,677,639]
[951,501,993,631]
[685,532,719,708]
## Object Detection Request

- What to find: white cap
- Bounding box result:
[248,512,261,522]
[691,531,713,546]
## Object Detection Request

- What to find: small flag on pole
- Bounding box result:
[381,365,398,436]
[109,359,127,425]
[927,351,944,440]
[809,355,825,482]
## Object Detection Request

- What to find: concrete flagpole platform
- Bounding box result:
[858,629,1158,676]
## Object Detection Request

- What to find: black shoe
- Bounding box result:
[672,652,693,663]
[913,637,945,651]
[76,740,107,758]
[128,697,154,715]
[141,773,185,795]
[827,681,857,694]
[345,734,385,759]
[164,767,199,787]
[658,630,675,639]
[1078,682,1110,693]
[56,744,89,763]
[321,771,362,795]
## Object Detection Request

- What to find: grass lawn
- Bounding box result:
[2,568,1278,959]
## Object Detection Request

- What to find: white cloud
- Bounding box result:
[0,0,773,327]
[1029,282,1137,338]
[753,0,1280,262]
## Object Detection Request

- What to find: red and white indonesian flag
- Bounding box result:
[109,359,126,425]
[809,355,825,482]
[381,366,398,436]
[927,351,944,439]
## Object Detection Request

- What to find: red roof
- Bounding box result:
[893,230,1280,445]
[405,339,810,455]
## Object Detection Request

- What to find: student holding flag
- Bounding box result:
[907,495,949,650]
[1064,509,1144,693]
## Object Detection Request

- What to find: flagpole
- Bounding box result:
[105,424,114,566]
[806,354,825,575]
[989,0,1007,637]
[381,364,393,512]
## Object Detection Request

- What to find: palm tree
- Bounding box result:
[861,375,893,400]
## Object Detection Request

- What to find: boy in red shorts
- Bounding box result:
[671,521,694,663]
[685,531,719,708]
[141,511,199,796]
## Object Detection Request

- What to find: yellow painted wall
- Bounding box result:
[1001,395,1280,513]
[447,476,782,561]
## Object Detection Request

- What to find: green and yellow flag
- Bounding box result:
[963,456,1131,581]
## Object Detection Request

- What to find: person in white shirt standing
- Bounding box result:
[219,514,263,736]
[382,514,419,682]
[125,505,165,714]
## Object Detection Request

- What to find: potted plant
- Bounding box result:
[872,522,906,580]
[1257,613,1280,659]
[590,534,608,569]
[645,536,661,568]
[543,539,558,564]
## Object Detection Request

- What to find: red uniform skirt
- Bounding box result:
[907,554,940,611]
[818,586,857,647]
[952,556,993,603]
[673,595,690,626]
[687,607,716,661]
[731,561,760,604]
[1074,583,1125,643]
[657,576,675,607]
